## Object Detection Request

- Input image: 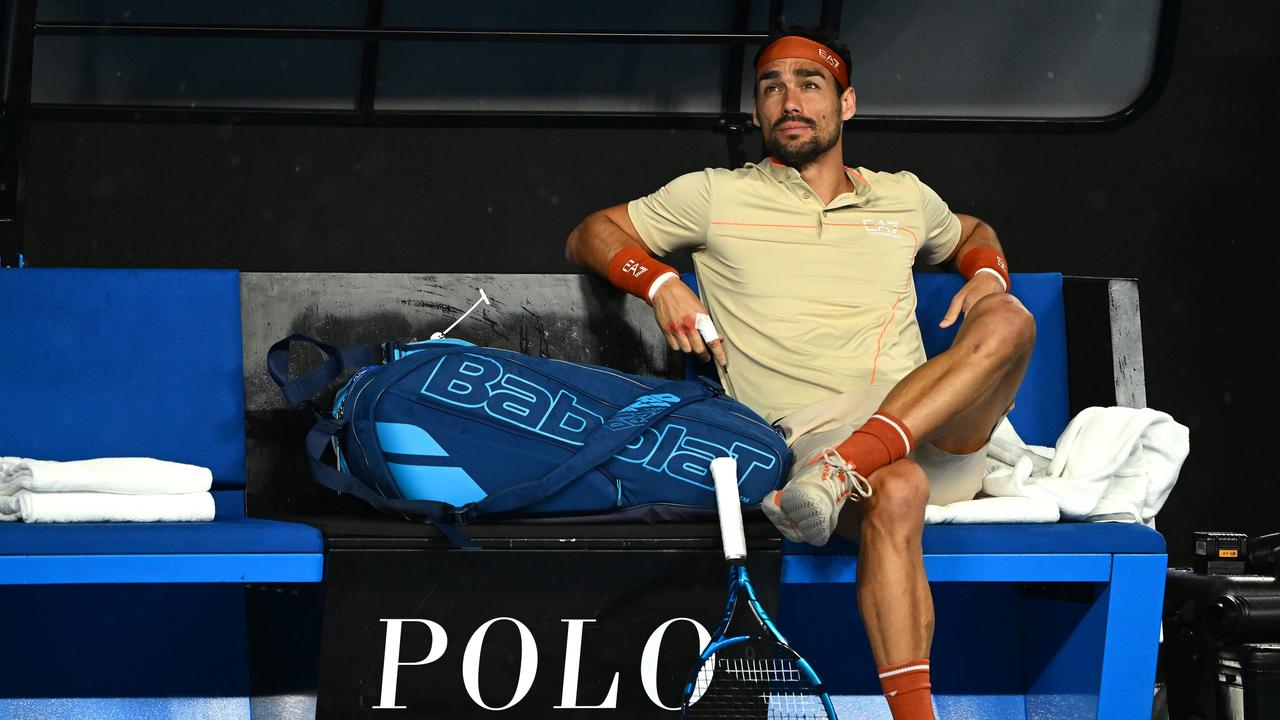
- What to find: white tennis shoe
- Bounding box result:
[770,447,872,546]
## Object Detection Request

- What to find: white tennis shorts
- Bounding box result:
[775,386,988,507]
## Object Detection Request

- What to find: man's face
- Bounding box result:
[753,57,856,167]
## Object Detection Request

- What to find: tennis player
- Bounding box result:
[566,26,1035,720]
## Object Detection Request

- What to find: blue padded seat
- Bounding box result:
[0,268,323,584]
[787,522,1165,557]
[0,491,321,556]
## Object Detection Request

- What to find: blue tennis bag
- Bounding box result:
[268,335,790,545]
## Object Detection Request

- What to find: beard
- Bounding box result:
[762,115,841,168]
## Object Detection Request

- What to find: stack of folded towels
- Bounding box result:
[0,457,215,523]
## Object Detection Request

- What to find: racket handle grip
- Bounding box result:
[711,456,747,562]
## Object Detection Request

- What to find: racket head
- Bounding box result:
[681,567,835,719]
[681,633,834,719]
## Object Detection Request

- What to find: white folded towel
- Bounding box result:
[0,457,212,496]
[925,495,1061,524]
[0,490,215,523]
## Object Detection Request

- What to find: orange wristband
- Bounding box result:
[958,247,1010,291]
[606,246,679,304]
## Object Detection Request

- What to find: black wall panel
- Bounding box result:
[20,2,1280,564]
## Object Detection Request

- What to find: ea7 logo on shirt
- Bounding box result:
[862,219,901,236]
[621,259,648,278]
[817,49,841,71]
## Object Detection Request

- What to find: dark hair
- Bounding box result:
[752,26,853,91]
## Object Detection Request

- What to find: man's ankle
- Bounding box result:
[835,411,914,477]
[878,659,934,720]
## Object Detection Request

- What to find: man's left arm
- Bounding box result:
[937,213,1010,329]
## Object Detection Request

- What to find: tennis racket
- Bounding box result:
[681,456,837,719]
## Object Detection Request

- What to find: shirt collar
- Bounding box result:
[754,157,873,206]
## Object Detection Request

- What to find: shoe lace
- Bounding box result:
[818,448,873,500]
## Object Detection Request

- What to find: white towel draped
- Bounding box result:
[980,406,1190,524]
[921,406,1189,525]
[0,490,215,523]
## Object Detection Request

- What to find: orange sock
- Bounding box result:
[834,411,914,477]
[878,659,934,720]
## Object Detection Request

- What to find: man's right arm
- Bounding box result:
[564,203,647,275]
[565,202,727,366]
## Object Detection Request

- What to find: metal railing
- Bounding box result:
[0,0,825,266]
[0,0,1182,268]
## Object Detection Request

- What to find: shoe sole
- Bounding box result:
[760,497,806,544]
[780,483,839,547]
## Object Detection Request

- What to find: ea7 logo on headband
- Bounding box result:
[817,48,840,70]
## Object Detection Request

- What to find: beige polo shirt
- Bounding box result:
[628,159,962,424]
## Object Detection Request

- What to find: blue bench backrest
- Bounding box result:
[682,272,1069,446]
[0,269,247,487]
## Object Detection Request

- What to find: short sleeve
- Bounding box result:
[906,172,963,266]
[627,170,713,256]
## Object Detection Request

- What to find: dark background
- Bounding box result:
[17,2,1279,565]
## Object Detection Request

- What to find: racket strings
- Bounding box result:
[686,639,829,719]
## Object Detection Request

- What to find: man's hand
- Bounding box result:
[939,273,1006,329]
[651,282,728,366]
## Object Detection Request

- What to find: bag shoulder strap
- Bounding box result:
[267,333,379,407]
[474,381,712,515]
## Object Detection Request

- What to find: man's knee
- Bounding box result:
[968,293,1036,358]
[864,459,929,531]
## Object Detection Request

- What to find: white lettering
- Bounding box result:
[554,619,620,709]
[621,259,649,278]
[374,619,449,710]
[462,617,539,711]
[861,218,901,236]
[640,618,711,711]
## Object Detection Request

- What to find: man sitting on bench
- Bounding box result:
[566,25,1035,720]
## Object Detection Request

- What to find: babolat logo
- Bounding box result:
[605,393,681,431]
[419,353,776,490]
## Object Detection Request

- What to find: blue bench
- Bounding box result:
[0,269,323,716]
[687,272,1166,719]
[1,268,1165,718]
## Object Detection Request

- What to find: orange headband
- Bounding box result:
[756,36,849,89]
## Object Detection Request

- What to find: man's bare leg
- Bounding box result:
[831,293,1034,663]
[878,292,1036,453]
[838,461,936,719]
[813,293,1035,719]
[756,293,1035,718]
[780,292,1036,546]
[842,459,933,663]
